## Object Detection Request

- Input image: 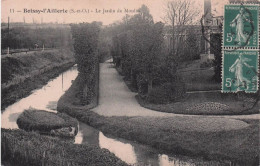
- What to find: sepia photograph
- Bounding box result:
[1,0,259,165]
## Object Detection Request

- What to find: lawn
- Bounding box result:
[177,60,220,91]
[137,91,260,115]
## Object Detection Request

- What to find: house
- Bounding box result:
[163,0,223,62]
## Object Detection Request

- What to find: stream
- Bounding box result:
[1,66,232,166]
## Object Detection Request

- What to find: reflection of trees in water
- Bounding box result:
[78,122,232,166]
[79,123,99,145]
[159,155,190,166]
[133,144,159,165]
[99,132,137,165]
[159,154,232,166]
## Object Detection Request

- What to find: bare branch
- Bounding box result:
[164,0,201,54]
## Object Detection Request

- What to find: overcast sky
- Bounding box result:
[2,0,228,25]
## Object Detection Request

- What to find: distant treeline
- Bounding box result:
[1,26,72,50]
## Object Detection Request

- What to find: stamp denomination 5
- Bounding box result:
[222,50,258,93]
[223,4,259,49]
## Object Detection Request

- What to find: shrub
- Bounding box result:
[200,61,213,68]
[136,74,148,95]
[17,109,78,134]
[1,129,128,166]
[147,82,186,104]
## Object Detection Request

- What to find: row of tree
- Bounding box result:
[1,26,72,50]
[110,5,186,103]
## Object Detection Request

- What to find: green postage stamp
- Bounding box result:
[223,4,259,48]
[222,3,259,93]
[222,50,258,93]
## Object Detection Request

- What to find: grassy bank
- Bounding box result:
[1,49,75,110]
[57,74,260,165]
[17,109,78,137]
[136,93,260,115]
[1,129,128,166]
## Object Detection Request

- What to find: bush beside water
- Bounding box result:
[17,109,78,137]
[1,129,128,166]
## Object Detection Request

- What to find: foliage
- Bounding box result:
[200,61,214,68]
[17,109,78,133]
[70,22,100,74]
[1,26,72,50]
[109,5,186,102]
[97,29,112,63]
[147,82,186,104]
[211,33,222,82]
[181,30,201,61]
[70,22,100,104]
[2,129,128,166]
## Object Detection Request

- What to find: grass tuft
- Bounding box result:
[1,129,129,166]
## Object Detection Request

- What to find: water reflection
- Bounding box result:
[99,132,137,164]
[159,155,194,166]
[76,122,230,166]
[1,66,78,129]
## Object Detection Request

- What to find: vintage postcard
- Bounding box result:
[1,0,259,166]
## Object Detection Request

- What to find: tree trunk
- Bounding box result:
[148,79,153,94]
[172,20,175,54]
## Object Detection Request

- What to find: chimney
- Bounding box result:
[204,0,212,26]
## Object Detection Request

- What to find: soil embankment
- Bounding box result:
[1,49,75,110]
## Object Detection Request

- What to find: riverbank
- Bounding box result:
[57,62,259,165]
[1,49,75,110]
[1,129,128,166]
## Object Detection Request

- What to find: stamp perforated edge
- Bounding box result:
[222,2,259,93]
[221,49,259,93]
[222,3,259,50]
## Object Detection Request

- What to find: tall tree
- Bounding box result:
[164,0,200,56]
[70,22,100,104]
[128,6,164,93]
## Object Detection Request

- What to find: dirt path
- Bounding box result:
[92,60,259,131]
[93,61,172,117]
